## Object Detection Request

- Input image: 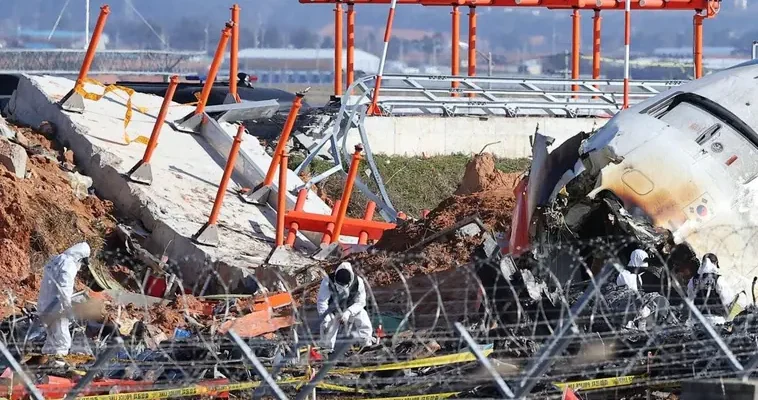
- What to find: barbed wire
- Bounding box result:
[3,229,758,400]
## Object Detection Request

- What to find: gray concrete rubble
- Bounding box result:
[0,114,14,140]
[6,74,332,291]
[0,136,27,178]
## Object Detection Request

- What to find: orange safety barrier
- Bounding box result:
[193,125,246,246]
[305,0,717,108]
[278,148,395,245]
[321,200,342,245]
[284,211,395,242]
[285,189,308,246]
[229,4,241,102]
[195,24,232,116]
[332,145,363,241]
[126,75,180,185]
[358,201,376,244]
[276,150,289,246]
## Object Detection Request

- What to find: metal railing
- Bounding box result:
[354,74,684,117]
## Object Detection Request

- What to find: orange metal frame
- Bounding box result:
[302,0,717,99]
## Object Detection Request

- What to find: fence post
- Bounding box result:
[59,5,111,113]
[192,124,246,247]
[127,75,180,185]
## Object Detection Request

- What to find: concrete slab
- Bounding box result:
[345,115,606,159]
[7,75,330,291]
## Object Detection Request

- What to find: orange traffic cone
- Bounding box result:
[562,386,580,400]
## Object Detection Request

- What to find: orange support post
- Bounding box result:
[451,5,460,97]
[142,76,179,165]
[192,125,246,246]
[74,5,110,92]
[332,145,364,242]
[334,2,344,96]
[276,151,289,247]
[693,12,704,79]
[260,93,305,187]
[347,3,356,88]
[321,200,341,245]
[229,4,240,102]
[592,9,601,80]
[467,6,477,98]
[196,24,232,116]
[286,189,308,246]
[571,8,580,96]
[127,75,180,185]
[358,201,376,245]
[285,210,394,241]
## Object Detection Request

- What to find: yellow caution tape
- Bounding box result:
[553,375,642,392]
[332,348,494,374]
[76,78,151,145]
[371,392,461,400]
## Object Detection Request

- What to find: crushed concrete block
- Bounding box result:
[457,222,483,238]
[0,138,27,179]
[67,171,93,200]
[0,115,14,140]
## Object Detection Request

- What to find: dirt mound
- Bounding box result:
[0,126,114,308]
[345,154,522,288]
[454,153,521,196]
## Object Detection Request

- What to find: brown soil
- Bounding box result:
[0,125,115,315]
[327,153,522,292]
[454,153,521,196]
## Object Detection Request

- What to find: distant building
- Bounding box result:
[653,46,736,59]
[13,28,110,50]
[229,47,381,85]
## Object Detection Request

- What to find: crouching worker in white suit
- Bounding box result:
[37,242,91,365]
[316,262,375,351]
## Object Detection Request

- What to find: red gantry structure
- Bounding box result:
[299,0,721,100]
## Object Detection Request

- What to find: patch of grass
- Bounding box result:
[290,153,529,218]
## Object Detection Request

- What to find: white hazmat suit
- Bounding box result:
[37,242,91,356]
[686,256,747,325]
[616,249,649,293]
[316,262,374,351]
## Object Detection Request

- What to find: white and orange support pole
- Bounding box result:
[334,2,344,96]
[623,0,631,109]
[451,4,460,97]
[368,0,398,116]
[571,8,580,97]
[467,6,477,98]
[229,4,240,103]
[592,9,601,81]
[346,3,356,88]
[693,11,704,79]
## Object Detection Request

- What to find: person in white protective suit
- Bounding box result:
[686,253,748,325]
[617,249,649,293]
[316,262,375,351]
[37,242,91,362]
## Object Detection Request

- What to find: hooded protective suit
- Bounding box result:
[686,256,746,325]
[38,242,90,356]
[316,262,374,350]
[616,249,649,292]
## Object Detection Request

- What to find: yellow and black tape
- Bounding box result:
[553,375,642,392]
[76,79,151,146]
[332,348,494,374]
[73,379,457,400]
